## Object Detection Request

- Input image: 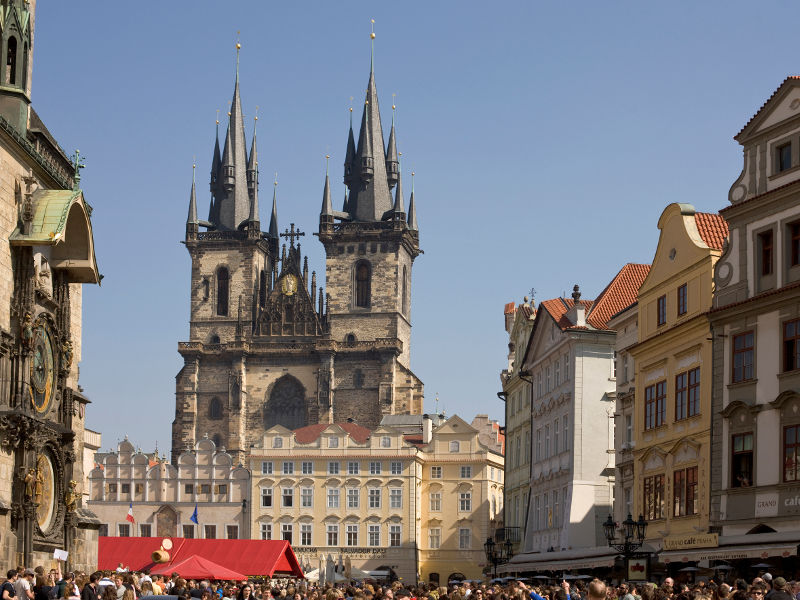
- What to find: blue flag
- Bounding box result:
[190,503,198,524]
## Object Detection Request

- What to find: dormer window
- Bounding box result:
[328,437,339,448]
[778,142,792,172]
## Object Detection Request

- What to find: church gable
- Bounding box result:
[256,242,323,337]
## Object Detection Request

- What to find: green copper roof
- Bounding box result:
[10,188,82,244]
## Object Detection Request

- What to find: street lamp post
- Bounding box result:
[484,537,514,579]
[603,514,648,577]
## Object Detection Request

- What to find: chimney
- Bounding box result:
[422,414,433,444]
[566,285,586,327]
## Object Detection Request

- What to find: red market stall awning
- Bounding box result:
[151,555,246,581]
[98,537,304,578]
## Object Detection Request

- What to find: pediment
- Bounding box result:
[433,414,476,435]
[738,78,800,142]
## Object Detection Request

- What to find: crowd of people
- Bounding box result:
[2,565,800,600]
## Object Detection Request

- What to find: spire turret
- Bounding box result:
[407,172,418,231]
[392,165,405,217]
[386,104,399,189]
[209,115,221,224]
[320,156,334,231]
[268,179,279,240]
[186,165,198,239]
[343,108,356,189]
[246,116,259,229]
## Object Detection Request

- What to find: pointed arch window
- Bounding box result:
[6,36,17,85]
[259,270,268,307]
[209,397,223,420]
[217,267,229,316]
[402,265,408,315]
[355,260,371,308]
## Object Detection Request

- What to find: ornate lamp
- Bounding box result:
[603,514,616,543]
[635,514,648,543]
[623,513,636,541]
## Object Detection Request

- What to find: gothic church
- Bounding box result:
[172,39,424,462]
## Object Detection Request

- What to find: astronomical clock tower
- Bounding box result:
[0,1,102,571]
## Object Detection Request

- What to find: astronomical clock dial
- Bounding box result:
[30,324,55,414]
[281,274,298,296]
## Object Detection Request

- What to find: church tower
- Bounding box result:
[173,33,423,464]
[317,34,421,370]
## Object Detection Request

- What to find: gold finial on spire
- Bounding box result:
[325,154,331,176]
[274,173,278,188]
[254,105,259,123]
[392,92,396,111]
[216,108,220,125]
[236,30,241,50]
[192,156,196,173]
[370,18,375,39]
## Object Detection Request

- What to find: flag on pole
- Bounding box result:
[126,503,135,524]
[190,503,199,524]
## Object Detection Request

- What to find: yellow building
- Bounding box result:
[630,204,727,546]
[247,415,504,585]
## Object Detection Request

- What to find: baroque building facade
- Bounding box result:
[0,0,101,571]
[247,414,504,584]
[705,77,800,563]
[628,204,726,557]
[173,40,423,463]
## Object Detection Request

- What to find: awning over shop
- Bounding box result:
[98,537,304,578]
[660,542,798,563]
[500,546,620,573]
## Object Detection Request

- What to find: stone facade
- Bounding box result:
[173,43,423,464]
[89,437,249,541]
[0,0,101,573]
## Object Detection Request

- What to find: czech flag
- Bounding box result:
[126,502,135,524]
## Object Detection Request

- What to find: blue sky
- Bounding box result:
[29,2,799,454]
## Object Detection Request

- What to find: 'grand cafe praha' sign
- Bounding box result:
[662,533,719,551]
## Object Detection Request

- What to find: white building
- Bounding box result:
[505,264,649,573]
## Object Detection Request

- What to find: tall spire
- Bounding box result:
[188,164,198,224]
[216,37,250,230]
[392,161,405,215]
[407,171,418,230]
[343,107,356,190]
[209,112,222,224]
[346,22,392,221]
[385,100,399,189]
[247,114,259,223]
[268,177,279,239]
[321,155,333,217]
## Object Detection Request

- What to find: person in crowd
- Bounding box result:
[14,570,34,600]
[80,574,99,600]
[2,571,17,600]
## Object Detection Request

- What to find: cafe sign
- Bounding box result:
[663,533,719,551]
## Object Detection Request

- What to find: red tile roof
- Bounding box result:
[293,422,372,444]
[587,264,651,329]
[694,212,728,251]
[518,304,534,319]
[538,264,650,332]
[504,302,516,315]
[737,76,800,139]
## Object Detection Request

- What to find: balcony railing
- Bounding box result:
[494,526,521,543]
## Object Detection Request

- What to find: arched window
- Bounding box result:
[209,397,223,420]
[6,37,16,85]
[345,333,356,343]
[402,265,408,314]
[355,261,371,308]
[209,334,220,344]
[202,278,210,300]
[264,375,307,430]
[217,267,229,316]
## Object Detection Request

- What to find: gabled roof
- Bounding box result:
[293,422,371,445]
[694,212,728,251]
[539,298,595,331]
[736,76,800,140]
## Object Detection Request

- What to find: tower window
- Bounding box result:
[259,270,268,307]
[209,397,223,420]
[402,265,408,315]
[355,261,371,308]
[354,369,364,389]
[6,37,16,86]
[217,267,229,316]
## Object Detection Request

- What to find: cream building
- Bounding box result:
[627,205,726,569]
[499,299,535,554]
[88,437,249,540]
[248,415,504,584]
[505,264,649,574]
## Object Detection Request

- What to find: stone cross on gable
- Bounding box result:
[280,223,305,248]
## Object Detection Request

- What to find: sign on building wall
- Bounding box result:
[662,533,719,551]
[627,557,648,581]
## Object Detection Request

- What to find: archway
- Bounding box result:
[264,375,307,430]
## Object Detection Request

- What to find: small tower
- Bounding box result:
[319,156,334,233]
[186,164,198,240]
[385,105,399,189]
[245,116,260,238]
[0,0,34,132]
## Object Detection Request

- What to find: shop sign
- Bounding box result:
[778,487,800,515]
[627,557,648,581]
[755,492,779,518]
[663,533,719,551]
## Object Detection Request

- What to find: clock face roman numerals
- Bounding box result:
[29,324,55,414]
